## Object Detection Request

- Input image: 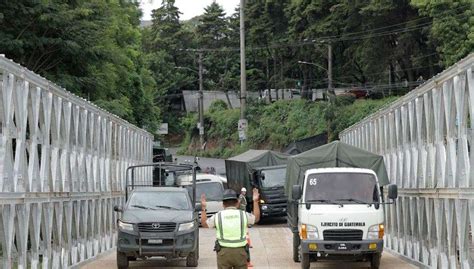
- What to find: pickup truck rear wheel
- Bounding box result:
[292,232,301,262]
[117,251,129,269]
[370,253,381,269]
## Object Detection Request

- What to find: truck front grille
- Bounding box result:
[137,222,176,232]
[323,229,363,241]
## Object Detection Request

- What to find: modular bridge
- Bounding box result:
[0,55,153,268]
[1,52,473,268]
[340,53,474,268]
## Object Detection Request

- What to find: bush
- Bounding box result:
[208,99,228,113]
[179,97,397,158]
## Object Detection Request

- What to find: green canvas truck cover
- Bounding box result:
[225,150,289,191]
[285,141,389,199]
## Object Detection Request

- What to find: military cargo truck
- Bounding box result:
[225,150,289,218]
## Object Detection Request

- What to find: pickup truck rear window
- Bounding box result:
[128,191,191,210]
[305,173,379,204]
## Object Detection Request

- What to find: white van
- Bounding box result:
[178,174,227,221]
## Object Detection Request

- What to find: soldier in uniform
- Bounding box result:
[239,187,247,211]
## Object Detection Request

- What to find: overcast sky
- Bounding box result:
[140,0,240,21]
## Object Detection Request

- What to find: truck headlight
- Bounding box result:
[300,224,319,239]
[368,223,384,239]
[261,205,268,210]
[118,220,134,232]
[259,199,265,204]
[179,221,195,231]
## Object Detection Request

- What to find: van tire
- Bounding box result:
[370,253,381,269]
[300,252,310,269]
[292,232,300,262]
[117,251,129,269]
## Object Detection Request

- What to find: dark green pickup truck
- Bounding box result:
[114,164,199,268]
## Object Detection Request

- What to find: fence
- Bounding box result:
[0,55,153,268]
[340,53,474,268]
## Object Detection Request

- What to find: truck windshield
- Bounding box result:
[128,191,191,210]
[186,182,224,201]
[305,173,379,204]
[261,168,286,188]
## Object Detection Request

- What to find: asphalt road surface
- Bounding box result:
[81,225,417,269]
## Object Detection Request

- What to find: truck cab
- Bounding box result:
[291,167,398,269]
[225,149,289,219]
[253,165,288,217]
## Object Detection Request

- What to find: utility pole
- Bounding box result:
[327,43,335,101]
[198,52,204,148]
[239,0,247,142]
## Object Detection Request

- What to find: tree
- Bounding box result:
[144,0,196,133]
[412,0,473,66]
[195,2,239,92]
[0,0,161,133]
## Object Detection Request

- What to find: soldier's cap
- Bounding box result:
[222,189,239,201]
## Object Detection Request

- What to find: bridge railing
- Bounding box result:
[0,55,153,268]
[340,53,474,268]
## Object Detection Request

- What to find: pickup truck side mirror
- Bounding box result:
[388,184,398,200]
[114,205,123,212]
[292,185,302,200]
[195,203,202,212]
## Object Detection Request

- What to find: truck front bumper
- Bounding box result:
[117,229,198,258]
[261,203,287,217]
[301,239,383,255]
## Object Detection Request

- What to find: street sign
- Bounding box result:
[238,130,246,141]
[157,123,168,135]
[238,119,248,131]
[238,119,248,141]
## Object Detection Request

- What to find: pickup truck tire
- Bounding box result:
[186,237,199,267]
[370,253,381,269]
[300,251,310,269]
[117,251,129,269]
[292,232,301,262]
[186,250,199,267]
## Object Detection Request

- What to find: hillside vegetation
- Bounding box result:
[180,96,397,158]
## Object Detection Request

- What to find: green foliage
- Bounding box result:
[412,0,473,66]
[0,0,161,134]
[208,99,229,113]
[181,97,396,158]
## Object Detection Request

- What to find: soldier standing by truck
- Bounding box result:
[239,187,247,211]
[201,189,260,269]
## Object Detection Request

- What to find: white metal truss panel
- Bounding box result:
[0,56,153,268]
[340,53,474,268]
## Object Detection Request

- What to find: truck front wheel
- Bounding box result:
[186,236,199,267]
[117,251,129,269]
[370,253,381,269]
[186,250,199,267]
[292,232,301,262]
[300,251,310,269]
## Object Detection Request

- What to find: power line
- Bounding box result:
[179,10,467,53]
